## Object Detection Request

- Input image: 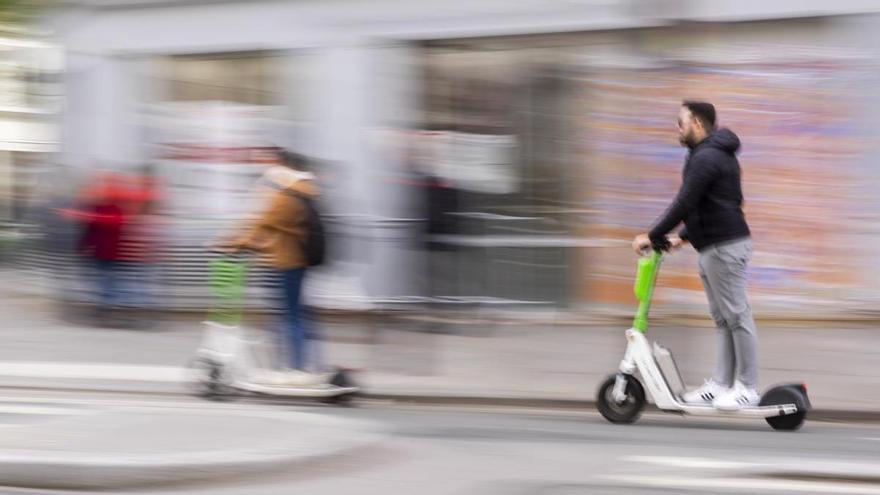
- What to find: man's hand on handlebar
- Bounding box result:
[632,233,652,255]
[632,233,687,255]
[205,240,242,255]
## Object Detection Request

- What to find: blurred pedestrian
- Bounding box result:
[74,172,128,323]
[406,136,460,331]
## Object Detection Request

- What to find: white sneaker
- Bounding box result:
[682,379,728,404]
[712,381,760,411]
[255,370,285,384]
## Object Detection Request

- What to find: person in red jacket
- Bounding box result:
[76,173,128,318]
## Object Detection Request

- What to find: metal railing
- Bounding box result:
[10,210,615,311]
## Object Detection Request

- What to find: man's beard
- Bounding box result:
[680,133,696,148]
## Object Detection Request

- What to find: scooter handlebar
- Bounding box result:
[640,247,667,258]
[203,242,254,260]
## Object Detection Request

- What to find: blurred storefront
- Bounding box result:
[410,22,880,314]
[0,34,60,223]
[0,31,61,264]
[48,0,880,315]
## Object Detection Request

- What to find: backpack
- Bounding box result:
[286,190,326,266]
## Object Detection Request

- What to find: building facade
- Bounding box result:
[48,0,880,315]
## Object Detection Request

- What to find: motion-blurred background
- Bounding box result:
[2,2,880,494]
[4,1,880,319]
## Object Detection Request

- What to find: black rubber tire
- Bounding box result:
[597,374,646,424]
[187,357,235,401]
[321,369,358,406]
[322,392,357,406]
[760,386,807,431]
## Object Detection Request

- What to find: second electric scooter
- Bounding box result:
[188,253,359,404]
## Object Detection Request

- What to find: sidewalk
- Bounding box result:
[330,317,880,416]
[0,400,382,490]
[1,284,878,417]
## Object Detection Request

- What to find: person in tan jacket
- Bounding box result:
[226,150,320,379]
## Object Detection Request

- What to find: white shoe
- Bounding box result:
[277,370,320,387]
[280,370,338,387]
[682,379,728,404]
[255,370,285,385]
[712,381,760,411]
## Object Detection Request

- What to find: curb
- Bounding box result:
[0,381,875,425]
[0,410,383,490]
[363,393,880,423]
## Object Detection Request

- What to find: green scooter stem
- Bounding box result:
[209,256,248,326]
[633,250,663,333]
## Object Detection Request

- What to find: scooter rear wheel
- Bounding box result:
[597,374,646,424]
[320,369,358,406]
[760,386,807,431]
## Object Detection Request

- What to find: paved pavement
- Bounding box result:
[0,392,383,490]
[0,390,878,493]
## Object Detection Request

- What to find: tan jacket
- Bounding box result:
[235,179,319,270]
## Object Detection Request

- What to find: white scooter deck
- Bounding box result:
[618,329,798,419]
[192,321,360,399]
[234,381,360,398]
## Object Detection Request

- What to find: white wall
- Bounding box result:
[679,0,880,22]
[55,0,656,54]
[61,54,146,167]
[55,0,880,53]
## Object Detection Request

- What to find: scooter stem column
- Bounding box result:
[632,251,662,333]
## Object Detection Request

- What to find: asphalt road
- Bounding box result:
[0,389,878,495]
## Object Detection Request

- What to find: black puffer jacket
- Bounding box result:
[649,128,750,251]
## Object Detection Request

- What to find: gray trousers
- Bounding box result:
[698,238,759,389]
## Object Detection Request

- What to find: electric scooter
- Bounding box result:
[187,253,359,404]
[596,250,810,430]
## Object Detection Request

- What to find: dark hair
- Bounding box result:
[682,100,717,130]
[276,148,309,171]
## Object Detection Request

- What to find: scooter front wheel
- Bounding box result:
[597,374,646,424]
[187,357,236,401]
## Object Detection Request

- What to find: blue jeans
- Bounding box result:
[119,262,156,310]
[280,268,309,370]
[93,260,121,307]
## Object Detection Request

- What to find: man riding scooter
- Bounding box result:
[632,101,759,411]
